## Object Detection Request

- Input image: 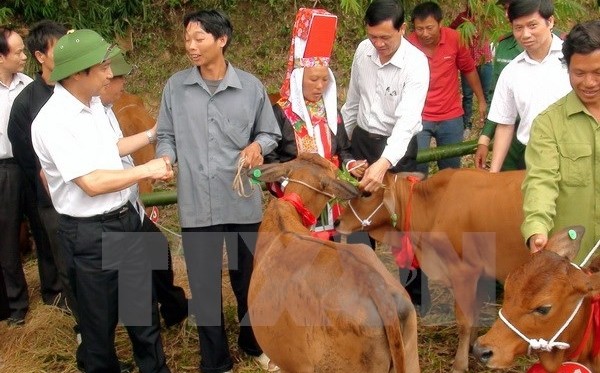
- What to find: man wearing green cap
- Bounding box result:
[31,29,172,373]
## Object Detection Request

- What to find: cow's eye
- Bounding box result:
[534,305,551,315]
[361,191,372,198]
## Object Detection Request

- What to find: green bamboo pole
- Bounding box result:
[140,190,177,207]
[141,139,489,207]
[416,139,479,163]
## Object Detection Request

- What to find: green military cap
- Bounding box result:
[51,29,120,81]
[110,52,133,77]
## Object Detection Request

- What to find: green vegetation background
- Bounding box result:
[3,0,598,113]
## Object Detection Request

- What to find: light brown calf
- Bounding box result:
[248,153,420,373]
[335,168,530,373]
[473,226,600,372]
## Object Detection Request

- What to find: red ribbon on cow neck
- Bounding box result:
[569,295,600,361]
[393,176,420,269]
[281,192,317,227]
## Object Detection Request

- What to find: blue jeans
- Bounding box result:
[461,62,493,128]
[417,116,464,174]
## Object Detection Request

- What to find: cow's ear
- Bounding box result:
[545,225,585,261]
[325,179,359,200]
[248,163,292,183]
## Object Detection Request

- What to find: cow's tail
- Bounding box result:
[367,275,407,373]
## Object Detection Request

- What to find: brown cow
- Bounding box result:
[335,168,530,373]
[112,91,156,195]
[473,226,600,373]
[248,153,420,373]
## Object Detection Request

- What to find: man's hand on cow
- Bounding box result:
[474,144,489,169]
[359,158,390,192]
[240,142,263,168]
[528,233,548,253]
[474,135,491,169]
[348,159,368,178]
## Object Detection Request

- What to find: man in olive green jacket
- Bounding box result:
[522,20,600,262]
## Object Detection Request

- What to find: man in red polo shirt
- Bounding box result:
[408,1,487,175]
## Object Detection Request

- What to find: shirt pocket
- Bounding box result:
[222,118,252,149]
[558,143,592,187]
[381,89,400,116]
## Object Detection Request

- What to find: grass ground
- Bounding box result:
[0,235,535,373]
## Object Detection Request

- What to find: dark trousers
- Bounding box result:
[58,204,169,373]
[350,126,418,173]
[141,216,188,327]
[0,262,9,321]
[0,160,27,319]
[182,223,262,373]
[23,181,62,305]
[38,204,79,323]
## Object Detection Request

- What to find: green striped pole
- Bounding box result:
[141,139,489,207]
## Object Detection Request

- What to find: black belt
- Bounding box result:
[355,126,388,141]
[0,158,17,165]
[62,203,132,223]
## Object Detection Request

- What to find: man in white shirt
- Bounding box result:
[32,29,172,373]
[341,0,429,193]
[341,0,431,315]
[487,0,571,172]
[0,26,32,326]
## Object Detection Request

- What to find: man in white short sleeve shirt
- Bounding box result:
[487,0,571,172]
[31,29,172,373]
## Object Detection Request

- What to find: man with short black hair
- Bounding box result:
[156,9,281,373]
[474,0,526,170]
[486,0,571,172]
[408,1,487,175]
[342,0,428,192]
[341,0,431,314]
[523,20,600,263]
[7,20,71,327]
[0,26,32,327]
[32,29,172,373]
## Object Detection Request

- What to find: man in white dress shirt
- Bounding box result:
[487,0,571,172]
[342,0,429,193]
[341,0,431,314]
[0,26,33,326]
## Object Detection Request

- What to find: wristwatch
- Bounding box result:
[146,130,156,144]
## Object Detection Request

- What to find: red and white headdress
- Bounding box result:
[279,8,338,136]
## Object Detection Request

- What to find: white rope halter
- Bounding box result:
[497,238,600,356]
[348,201,384,229]
[345,174,397,230]
[498,297,584,355]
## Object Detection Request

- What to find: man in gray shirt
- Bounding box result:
[155,9,281,373]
